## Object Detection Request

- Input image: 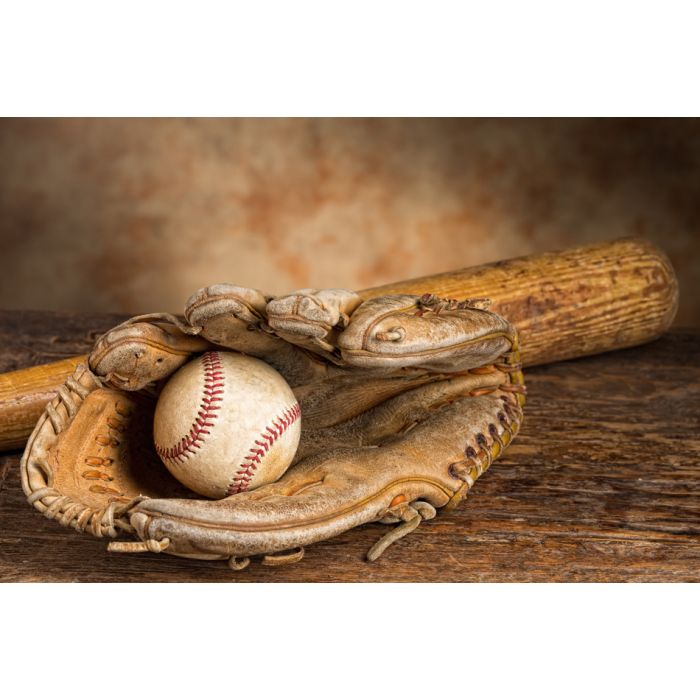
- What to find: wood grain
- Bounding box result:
[364,237,678,366]
[0,310,697,581]
[0,311,129,451]
[0,356,86,450]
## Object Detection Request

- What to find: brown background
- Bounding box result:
[0,118,698,325]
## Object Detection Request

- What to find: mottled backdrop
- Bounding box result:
[0,118,698,324]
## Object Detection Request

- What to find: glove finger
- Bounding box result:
[338,294,517,372]
[266,288,362,361]
[291,293,521,430]
[184,283,329,386]
[127,388,524,560]
[296,364,515,460]
[89,314,212,391]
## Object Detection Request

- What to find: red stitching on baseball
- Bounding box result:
[155,351,224,464]
[227,402,301,495]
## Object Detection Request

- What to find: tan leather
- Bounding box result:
[89,313,212,391]
[21,288,525,569]
[267,288,363,359]
[337,294,513,370]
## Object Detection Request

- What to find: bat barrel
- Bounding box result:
[361,237,678,367]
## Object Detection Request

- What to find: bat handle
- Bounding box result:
[0,355,87,451]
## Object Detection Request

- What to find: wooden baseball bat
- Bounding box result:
[0,237,678,452]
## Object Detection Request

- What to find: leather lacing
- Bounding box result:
[227,547,307,571]
[367,501,437,561]
[365,325,526,562]
[416,293,492,314]
[25,370,153,539]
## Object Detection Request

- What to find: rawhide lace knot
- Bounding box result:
[417,294,491,315]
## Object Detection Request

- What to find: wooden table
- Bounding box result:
[1,310,698,582]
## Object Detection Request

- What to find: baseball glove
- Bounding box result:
[20,286,525,569]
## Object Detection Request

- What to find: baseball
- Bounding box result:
[153,350,301,499]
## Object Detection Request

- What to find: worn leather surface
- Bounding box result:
[21,286,525,567]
